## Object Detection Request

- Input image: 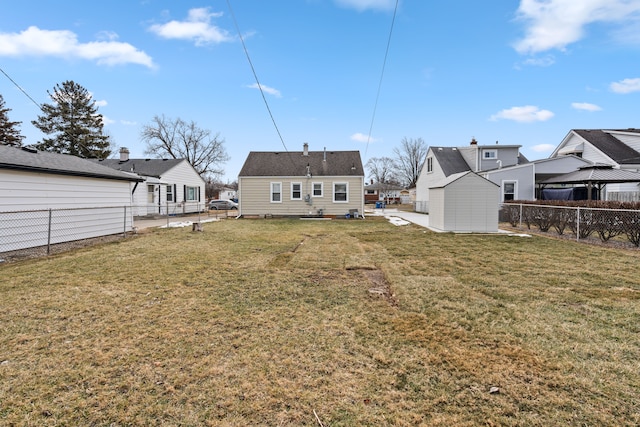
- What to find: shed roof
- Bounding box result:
[0,145,142,182]
[239,150,364,177]
[92,158,185,178]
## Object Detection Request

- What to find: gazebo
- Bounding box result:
[539,164,640,200]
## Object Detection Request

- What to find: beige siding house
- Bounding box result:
[238,144,365,218]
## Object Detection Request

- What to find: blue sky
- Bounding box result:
[1,0,640,182]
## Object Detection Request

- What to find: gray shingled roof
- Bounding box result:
[91,158,185,178]
[574,129,640,164]
[239,150,364,177]
[0,145,142,182]
[431,147,471,176]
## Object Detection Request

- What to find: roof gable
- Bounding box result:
[0,145,142,182]
[239,150,364,177]
[573,129,640,164]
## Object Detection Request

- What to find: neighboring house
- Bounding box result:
[364,180,404,204]
[93,148,206,216]
[415,138,591,212]
[0,144,143,253]
[215,186,237,201]
[238,143,365,218]
[550,129,640,200]
[415,139,528,213]
[428,171,499,233]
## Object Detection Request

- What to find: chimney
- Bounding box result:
[470,138,478,145]
[120,147,130,161]
[303,142,309,156]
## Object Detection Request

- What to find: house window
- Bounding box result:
[147,185,155,203]
[291,182,302,200]
[312,182,323,197]
[166,185,174,202]
[271,182,282,202]
[483,150,497,159]
[185,186,199,202]
[426,157,433,173]
[333,182,348,202]
[366,189,376,195]
[503,181,517,201]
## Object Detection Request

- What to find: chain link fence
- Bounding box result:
[0,204,232,260]
[501,203,640,246]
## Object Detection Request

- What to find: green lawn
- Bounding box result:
[1,217,639,426]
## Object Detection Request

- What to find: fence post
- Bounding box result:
[576,207,580,241]
[47,208,53,255]
[519,204,523,228]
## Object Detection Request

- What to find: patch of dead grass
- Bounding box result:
[1,217,640,425]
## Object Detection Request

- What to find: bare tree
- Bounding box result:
[393,137,428,188]
[365,156,399,184]
[141,115,229,178]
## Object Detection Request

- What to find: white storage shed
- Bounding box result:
[428,171,499,233]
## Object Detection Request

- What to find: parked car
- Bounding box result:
[209,199,238,210]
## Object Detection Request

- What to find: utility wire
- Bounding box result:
[0,65,42,110]
[363,0,399,159]
[226,0,290,155]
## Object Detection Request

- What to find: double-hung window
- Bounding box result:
[291,182,302,200]
[333,182,348,202]
[483,150,497,159]
[503,181,516,201]
[166,185,174,202]
[271,182,282,202]
[312,182,323,197]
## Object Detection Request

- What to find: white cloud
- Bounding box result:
[0,26,154,68]
[522,55,555,67]
[121,120,137,126]
[610,77,640,93]
[334,0,397,12]
[531,143,556,152]
[513,0,640,54]
[94,99,108,108]
[571,102,602,111]
[101,115,115,125]
[246,83,281,98]
[149,7,232,46]
[351,133,378,143]
[490,105,554,122]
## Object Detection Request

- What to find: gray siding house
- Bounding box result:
[238,143,365,218]
[550,129,640,200]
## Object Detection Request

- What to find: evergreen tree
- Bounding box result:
[32,80,112,158]
[0,94,25,146]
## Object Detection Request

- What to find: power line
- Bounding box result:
[0,65,42,110]
[363,0,399,160]
[225,0,290,155]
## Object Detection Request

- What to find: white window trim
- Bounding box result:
[291,182,302,200]
[312,182,323,197]
[166,184,174,202]
[185,186,198,202]
[502,180,517,202]
[333,182,349,203]
[426,157,433,173]
[483,149,497,159]
[271,182,282,203]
